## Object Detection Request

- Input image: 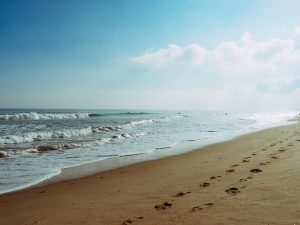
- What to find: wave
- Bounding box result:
[124,114,188,128]
[0,150,8,158]
[1,132,148,157]
[0,128,147,146]
[88,112,152,117]
[110,132,145,140]
[243,111,299,127]
[0,139,111,156]
[0,122,154,145]
[92,126,122,132]
[155,146,172,150]
[0,111,156,121]
[125,117,170,127]
[0,127,94,144]
[120,152,145,157]
[0,112,91,121]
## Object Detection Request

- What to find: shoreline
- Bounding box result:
[2,118,297,195]
[1,118,300,224]
[41,119,297,185]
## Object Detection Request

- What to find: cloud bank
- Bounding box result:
[133,31,300,72]
[132,28,300,95]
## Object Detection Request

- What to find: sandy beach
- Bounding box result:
[1,120,300,225]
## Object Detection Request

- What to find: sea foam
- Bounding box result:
[0,127,94,144]
[0,112,90,121]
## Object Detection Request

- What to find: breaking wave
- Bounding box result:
[1,132,148,157]
[0,124,148,145]
[125,117,170,127]
[0,111,156,121]
[0,127,94,144]
[0,112,91,121]
[92,126,122,132]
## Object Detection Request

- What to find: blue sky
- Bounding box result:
[1,0,300,110]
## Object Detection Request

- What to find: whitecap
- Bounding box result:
[0,112,90,121]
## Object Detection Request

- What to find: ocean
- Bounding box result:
[0,109,297,194]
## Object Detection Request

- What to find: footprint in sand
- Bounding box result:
[203,202,214,206]
[226,169,235,173]
[232,164,240,168]
[250,168,262,173]
[259,162,270,166]
[271,156,279,159]
[210,175,222,180]
[252,153,257,156]
[261,148,267,151]
[121,217,143,225]
[200,182,210,187]
[121,219,133,225]
[278,149,286,153]
[175,191,191,197]
[225,187,240,195]
[154,202,173,210]
[242,159,250,163]
[191,202,214,212]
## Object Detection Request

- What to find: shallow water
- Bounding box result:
[0,109,297,194]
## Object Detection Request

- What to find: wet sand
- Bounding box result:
[1,120,300,225]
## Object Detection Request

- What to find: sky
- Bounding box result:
[1,0,300,110]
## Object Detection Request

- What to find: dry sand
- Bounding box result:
[1,120,300,225]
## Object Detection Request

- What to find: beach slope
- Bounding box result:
[1,121,300,225]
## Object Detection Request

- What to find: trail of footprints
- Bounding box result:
[120,132,300,224]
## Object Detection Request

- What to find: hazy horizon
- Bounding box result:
[1,0,300,111]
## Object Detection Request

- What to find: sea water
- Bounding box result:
[0,109,298,194]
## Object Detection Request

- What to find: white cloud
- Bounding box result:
[132,44,206,67]
[132,29,300,75]
[133,44,181,66]
[130,27,300,109]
